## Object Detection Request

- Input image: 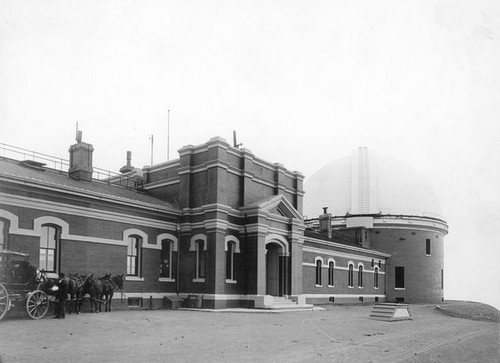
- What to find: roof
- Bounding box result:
[0,157,180,213]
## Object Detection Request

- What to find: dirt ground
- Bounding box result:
[0,304,498,363]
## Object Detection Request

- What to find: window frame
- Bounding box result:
[39,224,60,273]
[374,266,379,289]
[426,238,431,256]
[315,257,323,287]
[328,260,335,287]
[126,235,142,277]
[358,264,364,288]
[348,263,354,288]
[160,239,173,279]
[395,266,405,289]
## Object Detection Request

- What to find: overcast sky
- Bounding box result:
[1,0,499,309]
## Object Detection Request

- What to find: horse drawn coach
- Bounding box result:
[0,249,50,321]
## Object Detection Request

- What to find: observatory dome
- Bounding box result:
[303,147,442,219]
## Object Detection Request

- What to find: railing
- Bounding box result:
[0,142,68,171]
[0,142,138,187]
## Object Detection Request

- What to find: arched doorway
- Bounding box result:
[265,238,290,297]
[266,243,281,296]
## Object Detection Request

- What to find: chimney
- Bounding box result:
[68,132,94,181]
[318,207,332,239]
[119,151,135,174]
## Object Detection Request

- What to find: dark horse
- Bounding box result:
[100,274,125,312]
[83,274,124,313]
[39,271,92,314]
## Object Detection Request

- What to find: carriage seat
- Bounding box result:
[6,260,35,285]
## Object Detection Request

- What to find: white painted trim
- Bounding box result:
[302,262,385,274]
[225,279,237,284]
[314,256,324,266]
[302,293,386,298]
[157,233,179,251]
[34,216,69,238]
[192,278,205,283]
[394,288,406,290]
[303,246,388,264]
[224,236,241,253]
[125,276,144,281]
[265,234,289,256]
[123,229,148,245]
[190,234,207,251]
[0,193,179,230]
[158,278,175,283]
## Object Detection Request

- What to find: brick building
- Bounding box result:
[0,136,445,309]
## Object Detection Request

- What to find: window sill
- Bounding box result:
[158,278,175,282]
[394,287,405,290]
[425,254,431,257]
[225,279,237,284]
[374,287,379,290]
[315,284,322,288]
[328,285,334,288]
[193,278,205,283]
[348,286,354,289]
[126,276,144,282]
[358,286,364,289]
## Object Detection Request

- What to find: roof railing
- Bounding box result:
[0,142,138,187]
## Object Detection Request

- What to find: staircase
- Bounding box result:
[369,303,412,321]
[261,296,314,311]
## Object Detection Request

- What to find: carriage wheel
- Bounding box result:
[26,290,49,320]
[0,284,9,321]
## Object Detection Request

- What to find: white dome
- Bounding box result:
[303,148,443,219]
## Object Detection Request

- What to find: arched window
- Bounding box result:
[315,259,322,286]
[39,225,60,272]
[348,263,354,287]
[127,235,141,276]
[160,239,174,278]
[226,241,235,281]
[374,267,379,289]
[358,265,363,288]
[196,240,206,280]
[328,261,335,286]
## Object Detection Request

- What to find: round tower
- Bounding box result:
[304,147,448,304]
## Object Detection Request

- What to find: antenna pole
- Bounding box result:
[167,109,170,161]
[150,135,154,165]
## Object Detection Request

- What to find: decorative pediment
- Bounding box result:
[240,194,302,220]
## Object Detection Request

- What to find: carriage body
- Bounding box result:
[0,249,50,321]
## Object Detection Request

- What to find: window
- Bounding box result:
[395,266,405,288]
[127,235,141,276]
[426,239,431,255]
[328,261,335,286]
[315,259,322,286]
[39,225,59,272]
[160,239,173,278]
[348,264,354,287]
[441,269,444,289]
[226,241,235,281]
[374,267,379,289]
[358,265,363,288]
[195,240,206,280]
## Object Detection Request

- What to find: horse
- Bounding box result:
[100,274,124,312]
[38,271,92,314]
[78,274,104,313]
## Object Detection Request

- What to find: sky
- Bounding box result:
[1,0,499,309]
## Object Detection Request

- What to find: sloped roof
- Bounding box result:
[0,157,180,213]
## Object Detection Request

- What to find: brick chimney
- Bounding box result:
[68,132,93,181]
[318,207,332,239]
